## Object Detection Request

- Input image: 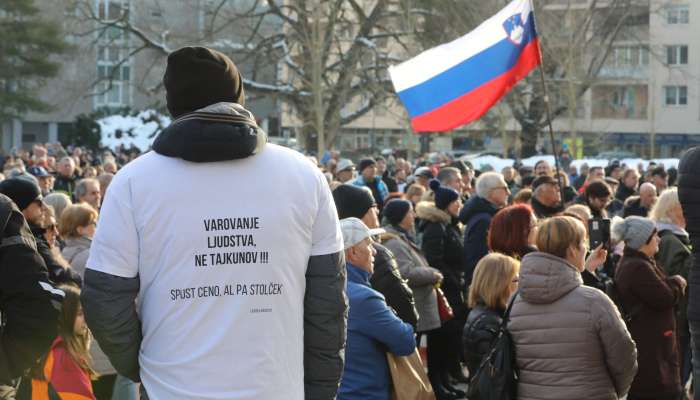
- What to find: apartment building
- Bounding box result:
[0,0,279,152]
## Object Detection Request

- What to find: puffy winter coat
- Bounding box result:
[381,225,441,332]
[416,201,466,319]
[509,252,637,400]
[615,247,683,398]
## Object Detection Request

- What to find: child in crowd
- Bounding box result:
[19,284,97,400]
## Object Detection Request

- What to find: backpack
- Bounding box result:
[467,291,519,400]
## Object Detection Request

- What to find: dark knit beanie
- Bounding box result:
[163,46,245,118]
[0,178,42,211]
[358,158,377,173]
[430,179,459,210]
[333,184,376,219]
[383,199,412,226]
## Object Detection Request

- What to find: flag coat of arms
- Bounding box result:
[389,0,541,132]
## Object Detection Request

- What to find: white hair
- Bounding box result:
[475,172,505,199]
[649,187,679,224]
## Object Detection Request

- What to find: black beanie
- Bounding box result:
[0,178,42,211]
[163,46,246,118]
[383,199,412,226]
[333,184,376,219]
[358,158,376,173]
[430,179,459,210]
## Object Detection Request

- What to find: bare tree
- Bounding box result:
[67,0,430,154]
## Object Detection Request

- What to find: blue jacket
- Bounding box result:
[352,176,390,208]
[338,263,416,400]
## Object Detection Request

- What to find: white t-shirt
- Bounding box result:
[87,144,343,400]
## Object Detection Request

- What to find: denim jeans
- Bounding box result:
[112,374,139,400]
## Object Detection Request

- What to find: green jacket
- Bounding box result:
[656,227,693,336]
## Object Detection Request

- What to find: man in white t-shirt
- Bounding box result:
[80,46,347,400]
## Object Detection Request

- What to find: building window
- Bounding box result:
[95,46,131,108]
[664,86,688,106]
[667,5,690,24]
[610,46,649,67]
[95,0,129,42]
[666,45,689,65]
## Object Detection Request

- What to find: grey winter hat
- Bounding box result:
[612,216,656,250]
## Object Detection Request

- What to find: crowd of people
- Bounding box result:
[0,143,142,399]
[317,151,694,399]
[1,45,699,400]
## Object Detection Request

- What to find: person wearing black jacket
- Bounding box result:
[0,193,62,398]
[616,168,640,203]
[678,146,700,400]
[461,172,509,288]
[462,254,519,389]
[417,180,466,400]
[0,179,81,287]
[333,184,418,329]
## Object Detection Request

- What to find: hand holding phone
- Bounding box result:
[584,244,607,273]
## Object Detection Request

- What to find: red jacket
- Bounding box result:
[29,337,95,400]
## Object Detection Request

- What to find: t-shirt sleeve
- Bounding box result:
[310,171,343,256]
[86,175,139,278]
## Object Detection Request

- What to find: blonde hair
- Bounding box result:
[59,204,98,239]
[468,253,520,309]
[536,216,587,259]
[512,188,532,204]
[649,187,679,224]
[406,184,426,200]
[564,204,591,222]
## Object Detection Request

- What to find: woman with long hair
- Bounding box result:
[462,253,520,388]
[22,284,97,399]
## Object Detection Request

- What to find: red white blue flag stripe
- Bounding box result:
[389,0,541,132]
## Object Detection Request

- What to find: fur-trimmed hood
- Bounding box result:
[415,201,451,224]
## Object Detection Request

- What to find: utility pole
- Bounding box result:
[311,3,325,156]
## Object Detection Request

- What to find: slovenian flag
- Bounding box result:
[389,0,541,132]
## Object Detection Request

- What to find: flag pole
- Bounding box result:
[529,0,565,206]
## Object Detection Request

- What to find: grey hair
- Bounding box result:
[476,172,505,198]
[75,178,99,200]
[44,192,72,219]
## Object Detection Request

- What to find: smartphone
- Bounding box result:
[588,218,611,251]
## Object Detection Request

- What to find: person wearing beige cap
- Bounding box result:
[338,217,416,400]
[335,159,355,183]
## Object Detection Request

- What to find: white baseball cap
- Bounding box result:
[336,158,355,173]
[340,217,385,250]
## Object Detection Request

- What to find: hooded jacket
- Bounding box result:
[81,102,347,400]
[0,194,61,386]
[416,201,465,318]
[509,252,637,400]
[458,195,498,286]
[678,147,700,321]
